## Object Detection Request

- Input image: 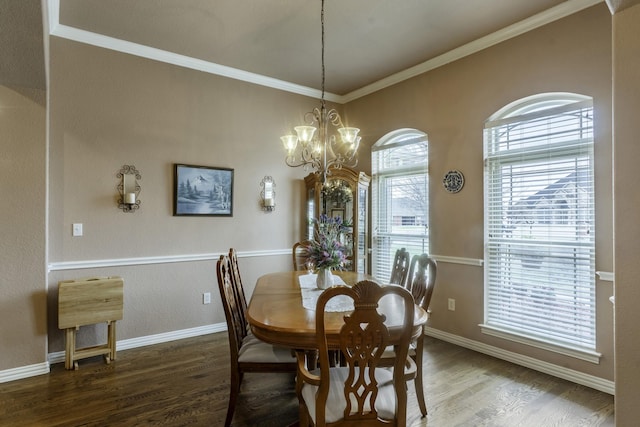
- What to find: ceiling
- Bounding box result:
[2,0,604,97]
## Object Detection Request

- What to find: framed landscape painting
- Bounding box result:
[173,164,234,216]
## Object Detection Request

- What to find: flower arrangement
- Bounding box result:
[303,215,348,270]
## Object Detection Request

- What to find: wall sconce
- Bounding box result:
[117,165,141,212]
[260,176,275,212]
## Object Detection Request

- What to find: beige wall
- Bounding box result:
[612,2,640,423]
[347,4,614,380]
[0,86,47,370]
[45,37,326,351]
[0,1,622,399]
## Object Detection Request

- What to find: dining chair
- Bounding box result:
[382,253,437,418]
[406,254,437,316]
[216,255,297,427]
[295,280,416,427]
[228,248,248,332]
[292,240,312,271]
[389,248,411,286]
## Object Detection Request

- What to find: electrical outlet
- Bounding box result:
[448,298,456,311]
[203,292,211,304]
[72,223,83,237]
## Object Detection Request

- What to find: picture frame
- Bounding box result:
[330,208,345,221]
[173,164,234,216]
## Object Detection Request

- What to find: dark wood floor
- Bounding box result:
[0,333,614,426]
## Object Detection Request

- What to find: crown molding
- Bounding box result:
[48,22,337,103]
[604,0,640,14]
[341,0,604,102]
[47,0,603,104]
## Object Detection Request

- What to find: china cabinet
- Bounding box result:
[304,167,370,273]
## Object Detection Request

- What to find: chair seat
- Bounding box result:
[300,367,397,424]
[380,347,418,381]
[381,342,417,358]
[238,334,295,363]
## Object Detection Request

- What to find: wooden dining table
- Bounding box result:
[247,270,428,350]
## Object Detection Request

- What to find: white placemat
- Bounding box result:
[298,274,354,312]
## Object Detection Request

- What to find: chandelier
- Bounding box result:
[281,0,361,183]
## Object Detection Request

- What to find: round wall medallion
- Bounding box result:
[443,170,464,193]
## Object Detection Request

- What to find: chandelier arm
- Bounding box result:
[284,156,309,169]
[304,108,322,126]
[294,150,316,166]
[325,108,345,129]
[285,155,323,171]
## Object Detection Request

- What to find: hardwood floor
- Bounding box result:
[0,333,614,426]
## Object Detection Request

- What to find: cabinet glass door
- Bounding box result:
[322,178,355,268]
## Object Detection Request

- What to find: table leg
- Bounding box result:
[106,320,116,363]
[64,328,76,370]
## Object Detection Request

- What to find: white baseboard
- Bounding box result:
[0,362,50,384]
[47,323,227,365]
[4,322,614,397]
[423,326,615,395]
[116,323,226,352]
[0,323,227,382]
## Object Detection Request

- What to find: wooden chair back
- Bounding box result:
[378,254,437,418]
[406,254,437,311]
[228,248,248,332]
[389,248,411,286]
[292,240,312,271]
[312,280,414,426]
[216,255,247,363]
[217,254,298,426]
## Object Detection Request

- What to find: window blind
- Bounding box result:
[372,132,428,283]
[484,98,595,352]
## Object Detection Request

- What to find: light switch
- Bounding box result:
[72,223,83,237]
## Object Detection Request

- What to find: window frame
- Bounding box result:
[371,129,429,283]
[481,93,600,363]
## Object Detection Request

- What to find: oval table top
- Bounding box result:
[247,270,428,350]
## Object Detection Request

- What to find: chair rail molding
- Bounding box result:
[430,255,484,267]
[47,249,290,272]
[48,251,484,272]
[596,271,614,282]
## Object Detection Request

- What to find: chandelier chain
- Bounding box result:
[280,0,361,182]
[320,0,326,109]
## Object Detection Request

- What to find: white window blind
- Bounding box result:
[372,131,428,282]
[483,97,596,355]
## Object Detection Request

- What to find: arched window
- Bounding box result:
[371,129,428,282]
[482,93,597,361]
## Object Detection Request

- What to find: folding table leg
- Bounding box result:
[64,327,79,370]
[106,321,117,363]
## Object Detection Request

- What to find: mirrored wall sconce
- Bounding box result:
[117,165,141,213]
[260,176,275,212]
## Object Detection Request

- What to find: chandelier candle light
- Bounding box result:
[281,0,361,183]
